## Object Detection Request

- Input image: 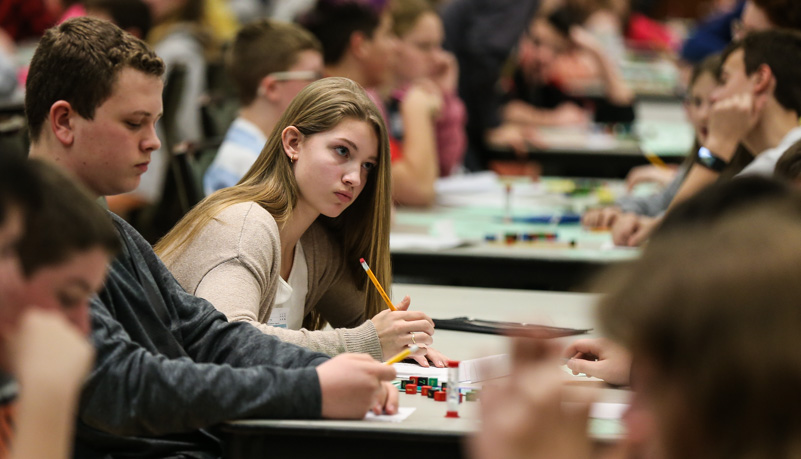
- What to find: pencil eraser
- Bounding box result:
[359,258,365,263]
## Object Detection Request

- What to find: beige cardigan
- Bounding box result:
[164,202,383,360]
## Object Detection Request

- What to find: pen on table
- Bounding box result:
[385,345,419,365]
[360,258,398,311]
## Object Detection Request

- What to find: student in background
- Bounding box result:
[26,17,398,457]
[582,55,720,229]
[157,77,445,367]
[301,0,439,207]
[84,0,153,39]
[203,18,323,194]
[440,0,541,169]
[612,29,801,246]
[502,5,635,130]
[567,175,795,386]
[387,0,467,178]
[475,195,801,459]
[0,157,121,459]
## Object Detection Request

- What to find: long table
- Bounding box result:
[218,284,629,459]
[391,176,639,291]
[487,101,694,178]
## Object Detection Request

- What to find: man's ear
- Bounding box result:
[752,63,775,96]
[258,75,281,103]
[281,125,302,162]
[49,101,76,146]
[349,31,368,60]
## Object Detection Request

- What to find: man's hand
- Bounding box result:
[317,353,398,419]
[705,92,765,161]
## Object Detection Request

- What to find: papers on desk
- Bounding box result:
[364,407,416,422]
[389,233,465,251]
[394,354,511,383]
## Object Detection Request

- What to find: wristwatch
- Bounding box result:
[696,147,729,172]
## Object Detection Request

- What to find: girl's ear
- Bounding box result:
[281,126,302,162]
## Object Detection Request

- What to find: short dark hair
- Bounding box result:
[545,5,586,37]
[774,138,801,183]
[25,17,165,142]
[17,160,120,277]
[300,1,383,65]
[0,156,42,226]
[721,29,801,116]
[84,0,153,38]
[229,19,321,105]
[750,0,801,31]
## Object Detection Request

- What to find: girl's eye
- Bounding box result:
[362,162,376,171]
[126,121,142,129]
[58,293,81,309]
[335,146,349,157]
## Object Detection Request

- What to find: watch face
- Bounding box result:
[697,147,727,172]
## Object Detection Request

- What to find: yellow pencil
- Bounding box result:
[360,258,398,311]
[643,150,668,169]
[385,345,419,365]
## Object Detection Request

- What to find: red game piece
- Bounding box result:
[405,384,417,395]
[434,391,447,401]
[421,385,432,396]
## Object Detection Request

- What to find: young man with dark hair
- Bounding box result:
[612,29,801,246]
[203,18,323,194]
[26,17,397,458]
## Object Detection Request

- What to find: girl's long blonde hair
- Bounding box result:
[155,77,393,329]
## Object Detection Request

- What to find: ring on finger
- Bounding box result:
[410,331,416,345]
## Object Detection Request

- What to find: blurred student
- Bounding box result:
[84,0,153,39]
[440,0,540,169]
[158,77,444,366]
[612,29,801,246]
[387,0,467,177]
[475,195,801,459]
[203,18,323,194]
[301,0,439,206]
[502,5,634,129]
[0,157,120,459]
[583,55,720,229]
[568,175,795,386]
[26,17,398,457]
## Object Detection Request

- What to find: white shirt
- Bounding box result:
[268,241,308,330]
[737,125,801,177]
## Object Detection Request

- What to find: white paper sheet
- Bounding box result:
[363,407,416,422]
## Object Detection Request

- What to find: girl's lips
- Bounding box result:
[335,192,352,202]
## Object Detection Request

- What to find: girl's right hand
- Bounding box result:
[371,296,435,361]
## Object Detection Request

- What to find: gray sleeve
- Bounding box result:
[81,301,327,436]
[617,164,689,217]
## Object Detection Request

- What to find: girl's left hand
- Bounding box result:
[410,346,448,368]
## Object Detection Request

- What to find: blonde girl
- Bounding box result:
[156,77,444,366]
